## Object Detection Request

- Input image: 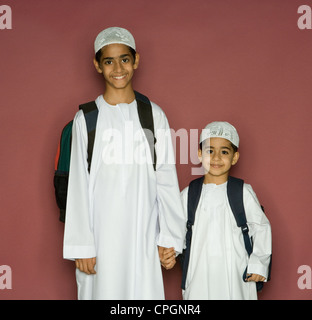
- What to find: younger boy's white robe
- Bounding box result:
[181,182,272,300]
[63,95,185,300]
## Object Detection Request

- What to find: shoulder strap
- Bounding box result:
[227,176,252,256]
[227,176,272,291]
[79,101,98,172]
[181,176,205,290]
[79,94,156,172]
[187,176,205,228]
[134,91,157,171]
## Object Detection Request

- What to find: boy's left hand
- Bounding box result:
[158,246,176,270]
[246,273,266,282]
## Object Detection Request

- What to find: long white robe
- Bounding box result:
[181,182,272,300]
[63,95,185,300]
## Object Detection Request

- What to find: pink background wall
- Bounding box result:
[1,0,312,300]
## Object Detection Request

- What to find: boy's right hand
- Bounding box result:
[246,273,266,282]
[158,246,176,270]
[75,257,96,275]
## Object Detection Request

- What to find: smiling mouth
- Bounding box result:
[210,164,222,168]
[113,75,127,80]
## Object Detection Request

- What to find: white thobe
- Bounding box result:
[181,182,272,300]
[63,95,185,300]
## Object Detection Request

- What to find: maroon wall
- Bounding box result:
[1,0,312,300]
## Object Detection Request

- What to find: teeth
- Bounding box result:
[113,75,126,80]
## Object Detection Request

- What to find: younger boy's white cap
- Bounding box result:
[200,121,239,148]
[94,27,136,53]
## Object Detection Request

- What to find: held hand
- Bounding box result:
[158,246,176,270]
[246,273,266,282]
[75,257,96,275]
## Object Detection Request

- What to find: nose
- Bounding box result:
[211,151,221,161]
[114,60,123,72]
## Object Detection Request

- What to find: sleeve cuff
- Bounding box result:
[247,263,268,281]
[156,233,183,254]
[63,245,96,260]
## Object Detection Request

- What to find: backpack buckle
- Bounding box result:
[242,225,249,233]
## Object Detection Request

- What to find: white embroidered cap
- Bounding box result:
[200,121,239,147]
[94,27,136,53]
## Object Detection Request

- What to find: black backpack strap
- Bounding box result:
[227,176,260,287]
[181,176,205,290]
[79,101,98,172]
[79,93,156,172]
[228,176,272,291]
[227,176,253,256]
[134,91,157,171]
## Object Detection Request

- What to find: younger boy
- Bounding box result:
[180,121,272,300]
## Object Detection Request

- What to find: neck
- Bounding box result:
[103,85,135,105]
[204,173,229,185]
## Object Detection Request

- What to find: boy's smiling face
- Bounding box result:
[93,43,139,91]
[199,137,239,184]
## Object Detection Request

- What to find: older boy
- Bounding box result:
[63,27,185,300]
[180,121,272,300]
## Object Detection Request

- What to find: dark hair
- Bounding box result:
[199,142,238,153]
[95,46,136,64]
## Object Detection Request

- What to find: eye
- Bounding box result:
[206,149,213,154]
[122,58,130,63]
[104,60,113,65]
[221,150,229,155]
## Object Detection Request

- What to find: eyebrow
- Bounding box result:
[204,146,231,150]
[103,53,131,61]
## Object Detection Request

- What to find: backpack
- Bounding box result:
[54,91,157,223]
[181,176,272,292]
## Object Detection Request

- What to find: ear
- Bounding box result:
[231,151,240,165]
[133,53,140,70]
[198,149,202,163]
[93,58,103,74]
